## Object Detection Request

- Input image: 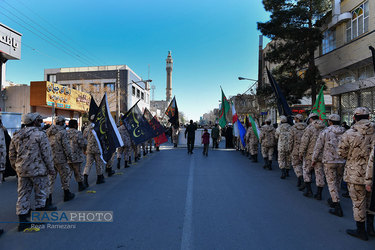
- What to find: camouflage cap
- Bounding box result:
[22,113,39,124]
[354,107,370,116]
[55,116,65,123]
[280,115,287,123]
[308,113,319,119]
[328,114,340,122]
[295,114,304,121]
[265,117,272,123]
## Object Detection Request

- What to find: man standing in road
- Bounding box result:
[9,113,56,232]
[275,115,292,178]
[67,119,87,192]
[299,113,326,200]
[259,118,275,170]
[47,116,75,202]
[289,114,307,190]
[185,120,197,154]
[338,107,374,241]
[211,124,220,149]
[312,114,346,217]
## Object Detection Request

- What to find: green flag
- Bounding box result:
[311,86,327,123]
[219,88,230,128]
[248,114,260,140]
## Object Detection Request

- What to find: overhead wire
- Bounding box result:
[1,0,100,66]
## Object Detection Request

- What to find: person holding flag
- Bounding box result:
[117,119,132,169]
[246,115,259,162]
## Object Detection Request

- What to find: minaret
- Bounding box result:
[166,51,173,102]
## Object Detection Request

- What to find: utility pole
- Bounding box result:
[116,69,120,123]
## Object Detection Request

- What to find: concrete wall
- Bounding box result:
[4,85,30,113]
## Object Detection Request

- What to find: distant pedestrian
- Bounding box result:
[211,124,220,149]
[185,120,197,154]
[202,129,210,156]
[225,124,234,149]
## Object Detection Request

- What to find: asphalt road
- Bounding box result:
[0,143,374,250]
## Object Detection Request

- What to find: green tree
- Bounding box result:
[257,0,330,105]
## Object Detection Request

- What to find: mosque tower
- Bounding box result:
[166,51,173,102]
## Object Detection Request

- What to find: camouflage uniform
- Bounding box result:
[0,125,6,173]
[67,128,87,183]
[312,122,346,202]
[83,124,104,176]
[299,120,326,187]
[338,118,374,222]
[275,122,291,169]
[47,124,73,193]
[289,122,307,177]
[259,124,276,160]
[117,124,132,160]
[245,127,258,155]
[9,125,54,215]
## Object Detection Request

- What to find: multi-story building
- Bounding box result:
[44,65,150,121]
[315,0,375,122]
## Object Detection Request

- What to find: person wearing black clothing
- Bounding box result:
[225,125,234,149]
[185,120,197,154]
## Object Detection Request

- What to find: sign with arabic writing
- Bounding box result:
[0,23,21,60]
[30,81,90,112]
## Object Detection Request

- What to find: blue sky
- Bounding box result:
[2,0,269,121]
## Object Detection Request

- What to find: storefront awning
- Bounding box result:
[330,76,375,96]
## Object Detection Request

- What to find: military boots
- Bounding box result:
[329,202,343,217]
[367,214,375,237]
[124,160,130,168]
[18,214,32,232]
[63,189,75,202]
[263,158,268,169]
[280,169,286,179]
[83,174,89,187]
[96,174,105,184]
[78,182,86,192]
[117,158,121,169]
[314,187,323,200]
[346,221,368,241]
[303,182,313,197]
[267,160,272,170]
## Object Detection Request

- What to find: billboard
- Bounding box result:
[30,81,90,112]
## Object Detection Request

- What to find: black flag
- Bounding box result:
[92,94,124,163]
[266,68,294,125]
[370,46,375,73]
[123,104,156,145]
[144,108,165,137]
[165,96,179,126]
[89,95,99,119]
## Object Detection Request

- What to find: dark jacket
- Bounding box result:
[185,124,197,139]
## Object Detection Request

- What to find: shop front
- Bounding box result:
[30,81,90,127]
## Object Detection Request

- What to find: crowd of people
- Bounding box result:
[233,107,374,241]
[0,113,158,234]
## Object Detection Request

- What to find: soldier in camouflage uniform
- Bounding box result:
[47,116,75,202]
[259,118,275,170]
[365,143,375,237]
[246,124,258,162]
[117,122,132,169]
[172,125,179,148]
[299,113,326,199]
[83,115,105,185]
[312,114,346,217]
[67,119,87,191]
[275,116,291,179]
[0,117,6,184]
[338,107,374,241]
[289,114,307,190]
[9,113,56,232]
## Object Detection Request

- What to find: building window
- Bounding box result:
[48,74,57,83]
[141,92,144,100]
[91,83,100,92]
[347,1,369,42]
[137,89,140,98]
[104,82,115,92]
[322,29,336,54]
[132,86,136,96]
